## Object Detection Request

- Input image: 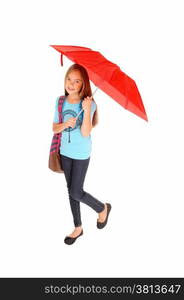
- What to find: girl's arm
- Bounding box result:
[80,109,92,137]
[52,122,67,134]
[52,117,76,134]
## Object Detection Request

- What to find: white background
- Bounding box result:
[0,0,183,277]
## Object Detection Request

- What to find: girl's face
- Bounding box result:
[65,70,83,97]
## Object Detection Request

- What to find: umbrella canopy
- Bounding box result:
[50,45,148,121]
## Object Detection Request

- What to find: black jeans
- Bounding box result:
[60,154,105,227]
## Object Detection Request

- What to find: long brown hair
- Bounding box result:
[64,64,98,128]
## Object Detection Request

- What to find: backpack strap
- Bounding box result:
[49,95,65,154]
[58,95,65,123]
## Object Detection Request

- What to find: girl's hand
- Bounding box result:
[64,117,77,129]
[82,96,93,112]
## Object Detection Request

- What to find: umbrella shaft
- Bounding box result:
[76,87,99,119]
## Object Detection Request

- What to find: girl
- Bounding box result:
[52,64,112,245]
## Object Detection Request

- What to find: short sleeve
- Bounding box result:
[53,96,60,123]
[90,101,97,121]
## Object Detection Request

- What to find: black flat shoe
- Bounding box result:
[97,203,112,229]
[64,229,83,245]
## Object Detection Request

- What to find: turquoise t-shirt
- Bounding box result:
[53,96,97,159]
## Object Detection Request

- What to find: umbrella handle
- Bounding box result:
[68,87,99,142]
[68,127,71,143]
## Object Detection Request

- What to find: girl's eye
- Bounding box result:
[67,78,80,83]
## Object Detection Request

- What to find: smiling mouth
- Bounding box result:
[68,87,75,91]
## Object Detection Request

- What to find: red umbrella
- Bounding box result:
[50,45,148,121]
